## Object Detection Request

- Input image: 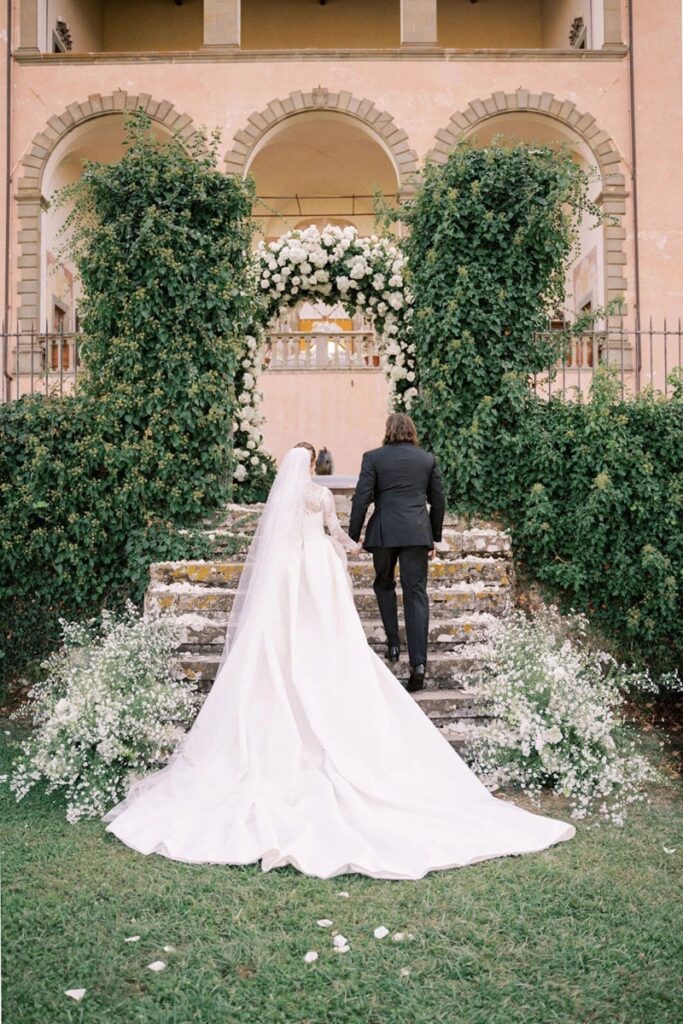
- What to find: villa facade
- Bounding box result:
[1,1,681,469]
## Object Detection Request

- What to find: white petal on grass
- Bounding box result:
[304,951,319,964]
[400,968,411,977]
[663,847,676,854]
[335,891,350,898]
[333,934,349,948]
[162,945,175,953]
[392,932,405,942]
[65,989,86,1001]
[407,933,416,941]
[147,961,166,972]
[373,926,389,939]
[333,944,350,954]
[316,919,333,928]
[124,935,141,943]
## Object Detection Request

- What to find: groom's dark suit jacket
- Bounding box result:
[348,442,446,550]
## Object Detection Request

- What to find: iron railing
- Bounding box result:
[2,327,82,403]
[531,316,683,400]
[2,318,681,403]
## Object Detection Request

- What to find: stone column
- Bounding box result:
[17,0,40,53]
[602,0,624,49]
[400,0,437,47]
[203,0,240,48]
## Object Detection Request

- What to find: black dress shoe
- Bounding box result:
[406,664,426,692]
[387,643,400,663]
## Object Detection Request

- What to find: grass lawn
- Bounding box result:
[1,720,682,1024]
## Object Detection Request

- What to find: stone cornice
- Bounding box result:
[14,46,628,66]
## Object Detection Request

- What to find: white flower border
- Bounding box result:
[254,225,417,408]
[232,332,269,485]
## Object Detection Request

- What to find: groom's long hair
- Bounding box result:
[383,413,418,446]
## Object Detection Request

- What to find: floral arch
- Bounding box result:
[232,225,416,493]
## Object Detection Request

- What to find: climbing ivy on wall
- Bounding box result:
[404,140,682,671]
[0,113,257,685]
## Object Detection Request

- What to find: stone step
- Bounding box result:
[176,648,493,690]
[166,612,497,651]
[149,556,512,589]
[202,526,512,560]
[438,722,480,758]
[412,688,492,726]
[146,582,510,619]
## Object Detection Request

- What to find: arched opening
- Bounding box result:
[247,110,401,242]
[42,115,171,334]
[245,113,405,473]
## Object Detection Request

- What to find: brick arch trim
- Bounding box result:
[223,87,419,196]
[427,89,628,307]
[16,90,200,330]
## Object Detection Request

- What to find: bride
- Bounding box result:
[103,443,575,879]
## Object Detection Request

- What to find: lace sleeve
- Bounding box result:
[322,488,359,551]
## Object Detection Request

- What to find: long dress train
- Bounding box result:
[103,460,574,879]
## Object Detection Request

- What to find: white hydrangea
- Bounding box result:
[253,225,416,411]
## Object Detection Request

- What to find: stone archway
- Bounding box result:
[223,87,419,199]
[15,90,200,331]
[427,89,628,309]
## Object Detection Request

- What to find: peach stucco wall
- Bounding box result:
[11,54,637,305]
[259,370,391,474]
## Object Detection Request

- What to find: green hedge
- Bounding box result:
[0,113,256,685]
[497,374,682,670]
[405,141,682,671]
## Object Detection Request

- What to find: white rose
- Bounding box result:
[233,464,247,481]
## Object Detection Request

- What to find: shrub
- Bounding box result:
[467,607,661,824]
[9,603,198,822]
[404,140,682,669]
[0,112,256,685]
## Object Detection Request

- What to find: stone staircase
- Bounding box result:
[145,504,513,754]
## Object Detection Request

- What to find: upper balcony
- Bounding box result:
[16,0,626,60]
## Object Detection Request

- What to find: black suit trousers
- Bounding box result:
[371,546,429,668]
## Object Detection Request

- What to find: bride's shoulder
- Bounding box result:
[304,481,333,505]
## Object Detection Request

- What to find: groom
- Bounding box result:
[348,413,445,692]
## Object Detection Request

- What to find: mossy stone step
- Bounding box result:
[149,556,512,589]
[146,582,509,619]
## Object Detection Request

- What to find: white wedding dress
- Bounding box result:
[103,448,575,879]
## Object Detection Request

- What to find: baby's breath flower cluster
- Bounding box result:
[468,607,658,824]
[232,331,275,498]
[9,603,198,823]
[254,225,417,408]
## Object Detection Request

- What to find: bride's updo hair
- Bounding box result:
[383,413,418,446]
[294,441,316,465]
